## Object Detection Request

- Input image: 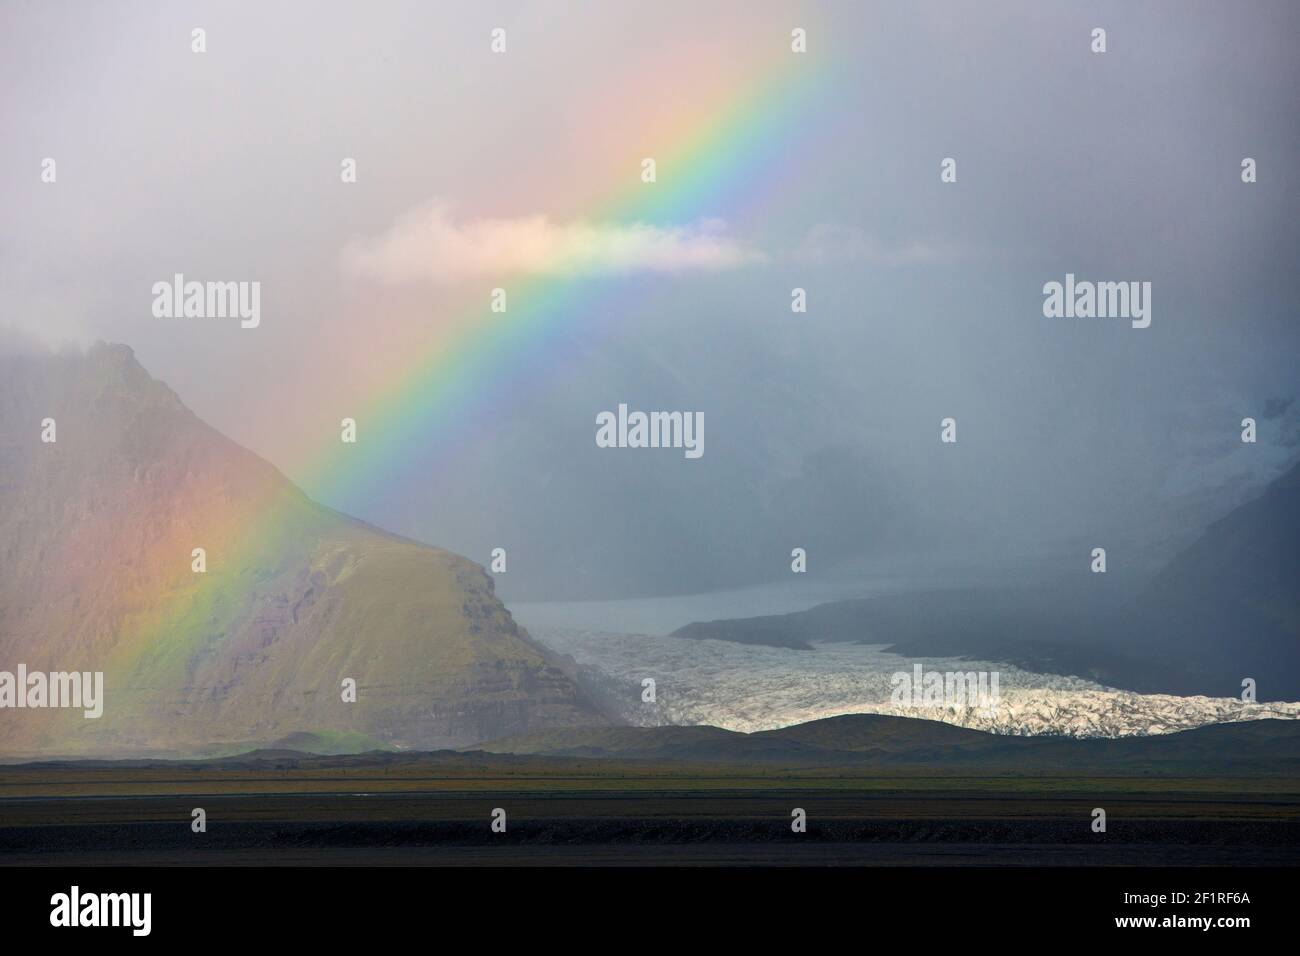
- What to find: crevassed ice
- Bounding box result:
[534,628,1300,738]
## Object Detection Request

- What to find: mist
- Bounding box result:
[3,0,1297,600]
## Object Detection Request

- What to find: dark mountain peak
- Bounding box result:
[87,339,136,363]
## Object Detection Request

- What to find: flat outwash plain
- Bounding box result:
[3,716,1296,867]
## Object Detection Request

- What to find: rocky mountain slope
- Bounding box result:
[0,343,607,758]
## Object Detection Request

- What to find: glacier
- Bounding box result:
[533,627,1300,738]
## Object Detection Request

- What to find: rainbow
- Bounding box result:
[306,56,832,514]
[106,48,835,695]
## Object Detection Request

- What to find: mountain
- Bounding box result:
[670,586,1153,688]
[670,459,1300,701]
[478,713,1300,773]
[0,343,608,758]
[1131,456,1300,699]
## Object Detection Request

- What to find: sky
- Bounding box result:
[3,1,1298,599]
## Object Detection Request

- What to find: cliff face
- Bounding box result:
[0,343,606,757]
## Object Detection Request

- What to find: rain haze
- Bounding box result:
[3,0,1298,601]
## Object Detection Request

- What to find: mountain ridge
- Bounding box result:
[668,458,1300,701]
[0,342,610,758]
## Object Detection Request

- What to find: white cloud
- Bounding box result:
[341,201,763,283]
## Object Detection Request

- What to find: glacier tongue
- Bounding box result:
[534,628,1300,738]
